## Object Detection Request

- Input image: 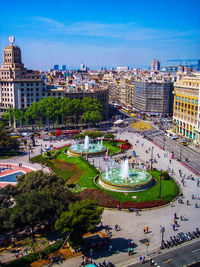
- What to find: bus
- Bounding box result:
[165,130,178,140]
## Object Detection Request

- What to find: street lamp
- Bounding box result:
[145,242,149,256]
[163,138,166,150]
[28,145,30,163]
[159,170,162,198]
[179,149,182,162]
[41,144,43,171]
[160,226,165,249]
[150,146,154,170]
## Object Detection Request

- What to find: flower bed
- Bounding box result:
[117,144,131,150]
[78,189,168,209]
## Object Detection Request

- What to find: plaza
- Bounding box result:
[0,124,200,266]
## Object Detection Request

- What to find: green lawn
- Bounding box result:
[78,169,179,202]
[31,148,179,203]
[103,141,121,155]
[0,151,19,159]
[31,148,98,186]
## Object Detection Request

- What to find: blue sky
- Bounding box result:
[0,0,199,70]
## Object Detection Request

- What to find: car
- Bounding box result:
[181,141,188,146]
[42,135,50,141]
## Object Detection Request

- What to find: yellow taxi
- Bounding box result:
[181,141,188,146]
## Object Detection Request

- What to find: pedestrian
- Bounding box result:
[90,248,93,258]
[174,213,177,219]
[108,244,112,252]
[146,226,149,233]
[187,200,189,205]
[143,227,146,234]
[180,215,183,221]
[173,224,175,231]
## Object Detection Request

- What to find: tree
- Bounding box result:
[58,98,71,125]
[80,97,103,114]
[0,129,19,154]
[23,237,49,255]
[16,171,76,217]
[25,102,41,125]
[82,110,102,125]
[104,133,115,140]
[69,99,81,124]
[10,191,52,238]
[38,97,59,126]
[0,185,18,209]
[55,199,103,248]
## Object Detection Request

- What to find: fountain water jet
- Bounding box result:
[84,136,90,150]
[67,136,106,156]
[98,158,154,192]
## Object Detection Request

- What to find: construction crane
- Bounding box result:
[166,59,200,70]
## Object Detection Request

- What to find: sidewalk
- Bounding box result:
[1,133,200,267]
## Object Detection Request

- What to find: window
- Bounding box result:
[182,97,184,101]
[192,99,195,104]
[185,97,187,102]
[179,96,181,100]
[188,98,191,103]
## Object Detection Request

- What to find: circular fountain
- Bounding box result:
[98,159,155,192]
[67,136,107,156]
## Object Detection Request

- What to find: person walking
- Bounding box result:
[146,226,149,233]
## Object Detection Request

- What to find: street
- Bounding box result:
[127,239,200,267]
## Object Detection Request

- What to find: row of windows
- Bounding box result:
[21,93,40,97]
[1,98,13,102]
[21,98,40,102]
[175,108,197,116]
[175,96,198,105]
[0,103,13,107]
[1,93,13,97]
[21,88,40,92]
[1,87,13,91]
[21,82,39,86]
[175,103,198,111]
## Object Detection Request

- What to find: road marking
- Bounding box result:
[192,248,200,253]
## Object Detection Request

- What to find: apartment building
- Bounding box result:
[173,74,200,144]
[132,79,173,115]
[151,59,160,71]
[0,38,46,113]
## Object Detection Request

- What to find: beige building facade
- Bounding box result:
[173,74,200,144]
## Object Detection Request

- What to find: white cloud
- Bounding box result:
[33,16,199,42]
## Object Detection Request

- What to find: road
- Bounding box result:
[140,126,200,173]
[1,122,200,267]
[127,239,200,267]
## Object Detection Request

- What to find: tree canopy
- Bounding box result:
[0,128,19,154]
[55,199,103,248]
[0,171,77,235]
[22,97,103,126]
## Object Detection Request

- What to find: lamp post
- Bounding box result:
[150,146,154,170]
[160,226,165,249]
[163,138,166,150]
[28,145,30,163]
[41,144,43,171]
[179,149,182,162]
[145,242,149,256]
[159,170,162,198]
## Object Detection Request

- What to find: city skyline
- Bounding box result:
[0,0,199,70]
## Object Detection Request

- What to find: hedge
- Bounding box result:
[6,240,64,267]
[78,156,100,175]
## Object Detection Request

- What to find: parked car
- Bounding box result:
[181,141,188,146]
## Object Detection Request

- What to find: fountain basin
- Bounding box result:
[68,144,107,156]
[99,168,154,192]
[67,136,107,156]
